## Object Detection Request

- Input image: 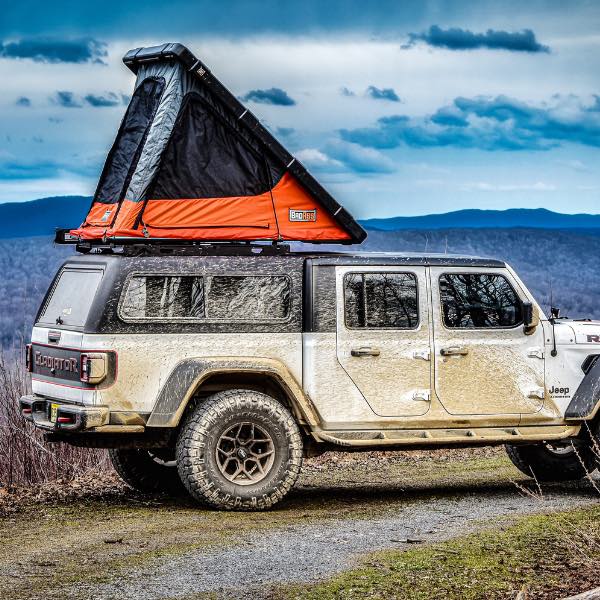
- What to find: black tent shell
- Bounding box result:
[69,42,367,246]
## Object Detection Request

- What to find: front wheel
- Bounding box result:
[505,441,597,482]
[176,390,303,511]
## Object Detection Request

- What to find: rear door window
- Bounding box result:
[39,268,104,328]
[344,272,419,329]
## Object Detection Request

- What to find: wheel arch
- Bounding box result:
[146,357,319,430]
[565,355,600,421]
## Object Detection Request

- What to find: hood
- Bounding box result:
[566,320,600,344]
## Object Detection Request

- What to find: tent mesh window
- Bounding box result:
[146,93,283,200]
[93,77,165,206]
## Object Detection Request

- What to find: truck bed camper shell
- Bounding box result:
[64,43,366,247]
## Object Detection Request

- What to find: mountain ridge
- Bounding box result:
[1,196,599,239]
[361,207,600,231]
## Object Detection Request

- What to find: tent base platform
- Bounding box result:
[55,229,301,256]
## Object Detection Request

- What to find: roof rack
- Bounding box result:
[56,229,292,256]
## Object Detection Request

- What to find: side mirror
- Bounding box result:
[522,301,538,335]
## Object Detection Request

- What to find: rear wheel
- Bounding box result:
[505,441,597,482]
[109,448,186,496]
[176,390,303,511]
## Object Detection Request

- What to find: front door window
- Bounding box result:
[432,268,544,417]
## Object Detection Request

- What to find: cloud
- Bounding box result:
[0,37,108,64]
[430,106,468,127]
[84,92,123,107]
[276,127,295,137]
[460,181,557,192]
[340,95,600,151]
[50,91,127,108]
[556,159,591,173]
[241,87,296,106]
[325,140,396,173]
[15,96,31,107]
[0,152,101,181]
[0,157,62,180]
[405,25,550,53]
[366,86,400,102]
[296,148,346,174]
[297,141,395,175]
[51,91,83,108]
[340,86,355,97]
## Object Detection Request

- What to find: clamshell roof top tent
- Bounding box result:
[70,43,366,245]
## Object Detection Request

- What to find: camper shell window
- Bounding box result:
[120,274,291,322]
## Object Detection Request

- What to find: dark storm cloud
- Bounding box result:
[276,127,295,137]
[50,91,127,108]
[241,87,296,106]
[340,95,600,151]
[0,158,60,180]
[0,1,432,37]
[0,37,108,64]
[84,92,122,107]
[405,25,550,53]
[52,91,83,108]
[366,86,401,102]
[15,96,31,107]
[431,106,469,127]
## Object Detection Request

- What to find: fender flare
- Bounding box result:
[565,357,600,419]
[146,357,320,428]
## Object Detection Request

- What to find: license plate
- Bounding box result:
[50,403,60,423]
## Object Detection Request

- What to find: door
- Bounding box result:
[431,267,545,416]
[336,266,432,417]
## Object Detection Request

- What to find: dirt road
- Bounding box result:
[1,448,599,600]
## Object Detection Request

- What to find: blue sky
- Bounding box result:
[0,0,598,218]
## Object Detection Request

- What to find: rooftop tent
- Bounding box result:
[71,43,366,244]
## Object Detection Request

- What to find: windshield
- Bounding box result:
[39,268,103,328]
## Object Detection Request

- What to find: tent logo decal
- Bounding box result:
[100,209,113,222]
[289,209,317,223]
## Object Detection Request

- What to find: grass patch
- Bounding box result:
[279,505,600,600]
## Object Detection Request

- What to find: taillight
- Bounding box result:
[80,354,91,383]
[80,353,108,385]
[25,344,33,372]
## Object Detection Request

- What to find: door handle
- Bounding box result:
[440,346,469,357]
[351,346,381,357]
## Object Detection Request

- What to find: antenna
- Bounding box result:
[548,274,558,357]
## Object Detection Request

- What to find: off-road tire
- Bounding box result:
[176,390,303,511]
[109,448,187,496]
[505,442,597,482]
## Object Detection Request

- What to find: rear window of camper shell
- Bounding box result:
[39,268,104,328]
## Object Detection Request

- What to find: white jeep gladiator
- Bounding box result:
[20,247,600,510]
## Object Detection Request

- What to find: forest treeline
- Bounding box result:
[1,228,599,350]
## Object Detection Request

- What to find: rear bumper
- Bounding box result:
[19,395,109,432]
